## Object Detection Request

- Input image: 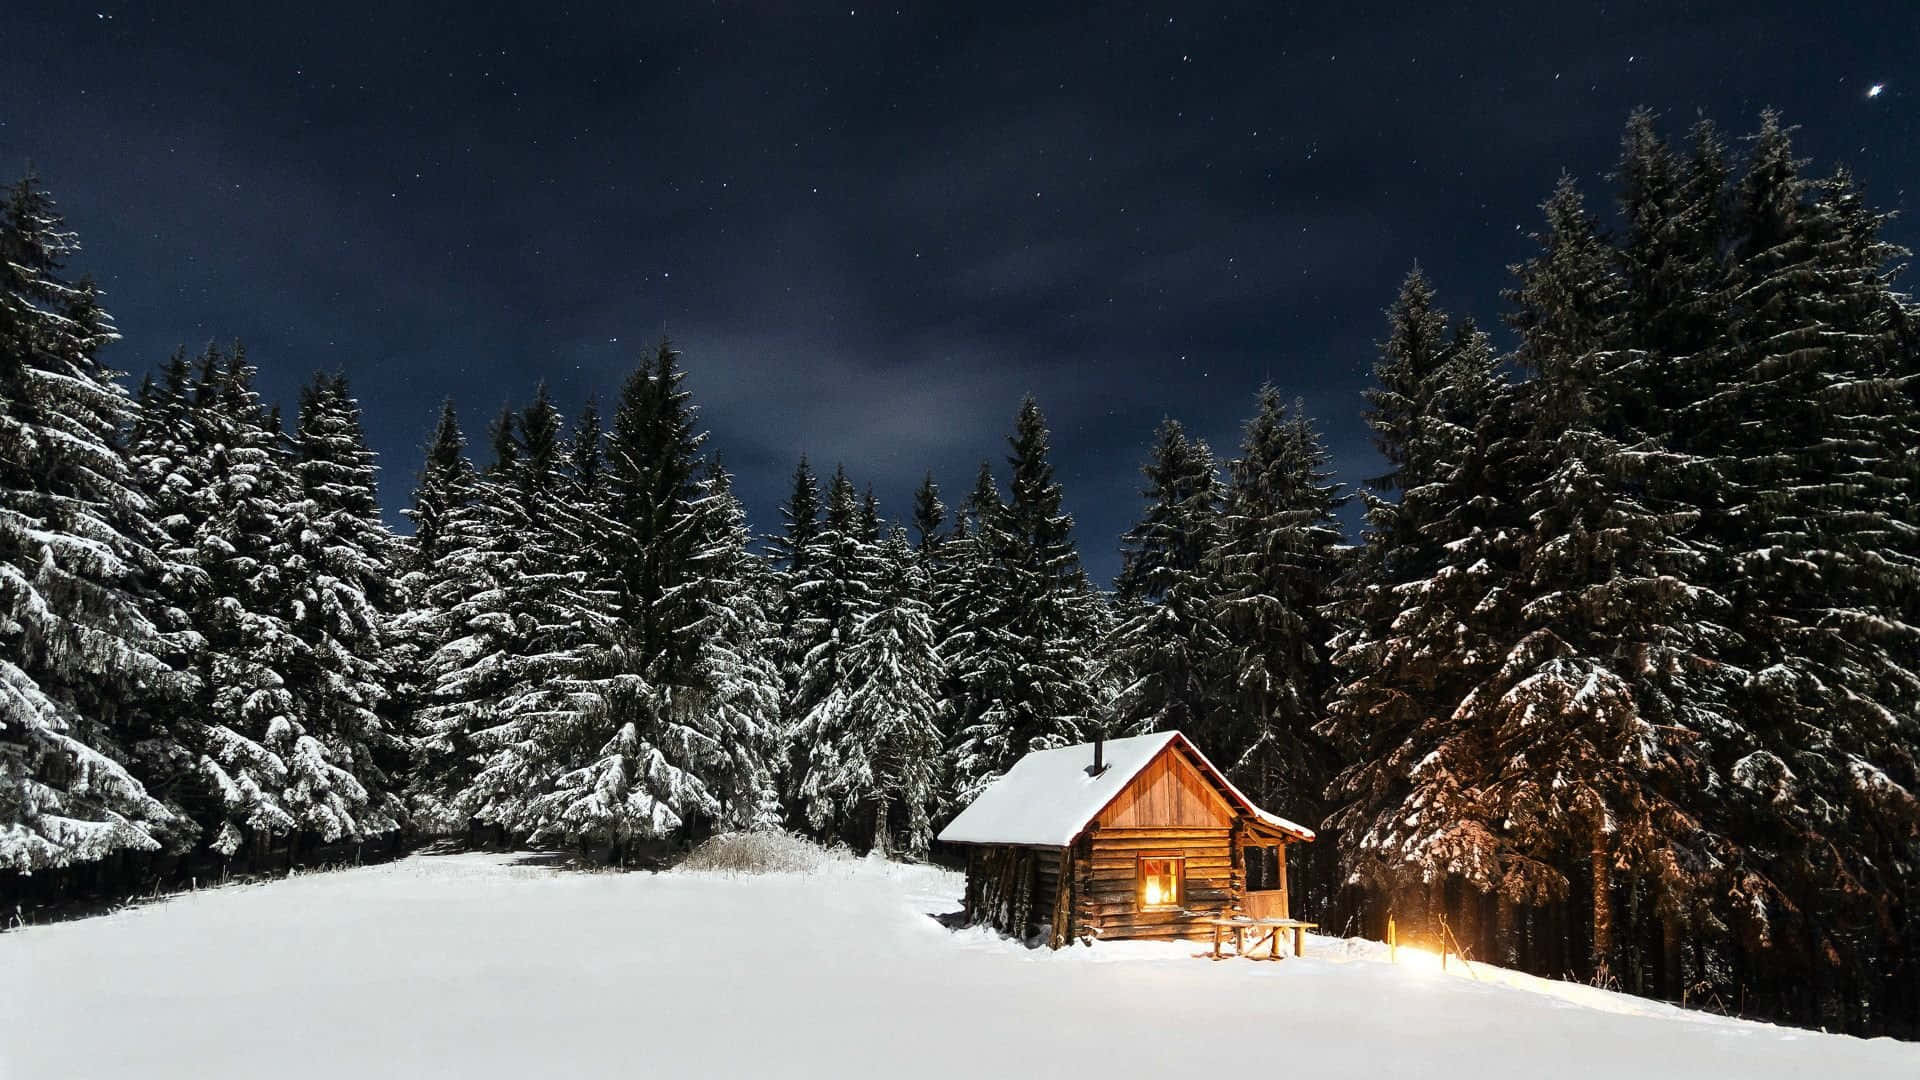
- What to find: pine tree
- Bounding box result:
[1105,419,1229,744]
[1685,114,1920,1009]
[790,466,883,842]
[0,174,184,872]
[469,344,749,857]
[949,399,1102,798]
[935,461,1006,808]
[405,400,474,571]
[1212,388,1345,812]
[408,405,520,832]
[767,455,822,813]
[679,462,783,830]
[1320,269,1469,894]
[1320,274,1543,945]
[911,471,945,555]
[1472,170,1731,979]
[287,373,405,840]
[189,347,379,856]
[811,527,944,856]
[457,385,605,844]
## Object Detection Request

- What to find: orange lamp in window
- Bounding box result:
[1138,856,1183,910]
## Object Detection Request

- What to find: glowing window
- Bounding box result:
[1138,855,1184,910]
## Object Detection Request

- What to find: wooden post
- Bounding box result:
[1276,841,1291,920]
[1389,914,1397,963]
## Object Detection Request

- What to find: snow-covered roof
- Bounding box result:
[937,730,1315,847]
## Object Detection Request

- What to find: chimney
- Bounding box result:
[1087,733,1107,777]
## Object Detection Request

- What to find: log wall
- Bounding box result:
[966,845,1072,945]
[1076,826,1243,941]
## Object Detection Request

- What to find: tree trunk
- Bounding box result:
[1591,835,1612,985]
[871,797,890,859]
[1662,910,1684,1003]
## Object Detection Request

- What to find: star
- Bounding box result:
[1867,83,1885,98]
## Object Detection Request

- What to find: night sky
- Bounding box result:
[5,2,1914,584]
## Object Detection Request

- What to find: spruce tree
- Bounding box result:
[288,372,405,841]
[408,405,520,832]
[405,400,474,571]
[1212,389,1345,813]
[1105,419,1229,744]
[949,399,1102,797]
[1320,268,1468,896]
[827,528,945,856]
[790,466,883,842]
[679,462,783,830]
[935,462,1007,806]
[911,471,945,555]
[0,174,184,871]
[189,347,376,856]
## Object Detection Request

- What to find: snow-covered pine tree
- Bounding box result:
[833,527,945,857]
[457,385,605,845]
[933,461,1006,809]
[790,465,883,843]
[407,405,520,833]
[287,372,406,842]
[487,343,740,858]
[1679,113,1920,1016]
[188,346,377,858]
[1469,170,1730,985]
[404,400,475,572]
[1319,273,1535,940]
[911,471,945,555]
[678,461,783,831]
[123,349,214,829]
[949,399,1102,799]
[1319,268,1465,894]
[1104,418,1230,745]
[1211,388,1345,821]
[766,455,821,814]
[386,400,474,797]
[0,174,185,873]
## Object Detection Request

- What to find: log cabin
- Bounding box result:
[938,730,1314,948]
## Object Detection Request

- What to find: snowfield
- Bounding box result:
[3,852,1913,1079]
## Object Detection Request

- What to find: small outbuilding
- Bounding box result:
[938,730,1314,948]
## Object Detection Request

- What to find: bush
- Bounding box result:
[675,831,844,875]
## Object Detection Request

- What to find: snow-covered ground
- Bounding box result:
[3,852,1913,1078]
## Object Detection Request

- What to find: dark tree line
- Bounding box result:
[1,106,1913,1037]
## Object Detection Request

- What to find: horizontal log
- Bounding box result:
[1089,837,1232,853]
[1095,919,1206,935]
[1089,854,1233,868]
[1094,921,1216,938]
[1090,844,1234,857]
[1086,892,1238,910]
[1089,858,1233,875]
[1083,888,1236,907]
[1089,828,1234,840]
[1089,847,1233,860]
[1088,872,1235,887]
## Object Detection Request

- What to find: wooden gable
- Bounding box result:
[1093,743,1236,829]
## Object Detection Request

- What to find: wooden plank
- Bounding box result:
[1094,744,1238,830]
[1088,859,1234,875]
[1089,838,1233,850]
[1086,827,1235,839]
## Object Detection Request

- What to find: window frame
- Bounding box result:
[1136,852,1186,912]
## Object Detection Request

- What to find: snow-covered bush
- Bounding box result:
[676,830,845,875]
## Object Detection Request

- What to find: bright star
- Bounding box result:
[1867,83,1885,98]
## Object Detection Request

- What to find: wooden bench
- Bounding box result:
[1193,914,1319,960]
